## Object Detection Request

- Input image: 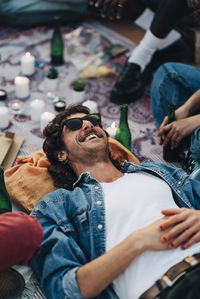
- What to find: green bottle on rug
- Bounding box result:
[0,166,11,214]
[163,104,179,162]
[115,104,132,151]
[51,16,64,66]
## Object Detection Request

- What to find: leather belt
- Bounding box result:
[139,254,200,299]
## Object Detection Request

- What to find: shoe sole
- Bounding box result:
[0,268,25,298]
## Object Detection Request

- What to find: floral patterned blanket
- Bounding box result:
[0,19,172,299]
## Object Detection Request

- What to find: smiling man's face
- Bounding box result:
[60,113,108,165]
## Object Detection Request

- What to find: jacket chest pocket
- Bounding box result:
[72,210,89,233]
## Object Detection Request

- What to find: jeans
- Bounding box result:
[151,62,200,162]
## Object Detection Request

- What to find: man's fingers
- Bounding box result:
[95,0,104,7]
[182,232,200,249]
[116,1,125,19]
[168,225,200,248]
[161,209,181,216]
[160,209,185,231]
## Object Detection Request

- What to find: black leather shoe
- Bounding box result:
[110,37,194,105]
[110,62,144,105]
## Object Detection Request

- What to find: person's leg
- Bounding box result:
[110,0,193,104]
[151,62,200,129]
[190,128,200,163]
[128,0,189,70]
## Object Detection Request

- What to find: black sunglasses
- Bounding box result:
[63,113,102,131]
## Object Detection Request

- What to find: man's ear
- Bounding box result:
[56,150,68,162]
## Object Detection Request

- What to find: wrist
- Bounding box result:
[130,230,149,254]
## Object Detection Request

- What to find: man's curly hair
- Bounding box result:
[43,104,91,190]
[43,104,121,190]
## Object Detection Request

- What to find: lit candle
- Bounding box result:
[0,106,9,129]
[21,52,35,76]
[54,100,66,112]
[40,111,55,133]
[14,76,30,99]
[106,121,117,138]
[30,99,45,122]
[9,100,24,114]
[0,89,7,101]
[82,100,98,113]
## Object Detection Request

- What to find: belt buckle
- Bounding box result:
[162,256,199,287]
[184,256,199,266]
[162,271,186,287]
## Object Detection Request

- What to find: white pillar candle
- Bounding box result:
[30,99,45,122]
[0,106,9,129]
[40,111,55,133]
[14,76,30,99]
[106,121,117,138]
[21,52,35,76]
[82,100,98,113]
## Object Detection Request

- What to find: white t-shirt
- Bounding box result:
[100,172,200,299]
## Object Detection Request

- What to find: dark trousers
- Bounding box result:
[159,264,200,299]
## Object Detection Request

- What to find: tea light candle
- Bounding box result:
[82,100,98,113]
[30,99,45,122]
[14,76,30,99]
[54,100,66,112]
[106,121,117,138]
[0,89,7,101]
[0,106,9,129]
[9,100,24,114]
[21,52,35,76]
[40,111,55,133]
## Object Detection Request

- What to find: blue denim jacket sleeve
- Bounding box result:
[30,189,89,299]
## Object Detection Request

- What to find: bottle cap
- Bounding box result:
[0,89,7,101]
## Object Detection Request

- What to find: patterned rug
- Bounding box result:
[0,19,169,165]
[0,19,173,299]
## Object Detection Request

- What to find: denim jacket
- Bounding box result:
[30,161,200,299]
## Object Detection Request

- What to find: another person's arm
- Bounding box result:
[77,217,170,298]
[158,89,200,149]
[0,212,43,271]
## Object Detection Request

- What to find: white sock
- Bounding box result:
[134,8,181,50]
[131,11,182,70]
[128,29,164,70]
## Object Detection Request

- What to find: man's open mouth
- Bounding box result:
[82,133,99,142]
[79,130,102,142]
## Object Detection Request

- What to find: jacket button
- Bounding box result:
[94,186,99,190]
[98,224,103,230]
[178,181,181,186]
[97,201,101,205]
[177,189,181,194]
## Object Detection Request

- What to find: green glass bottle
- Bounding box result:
[51,16,64,66]
[163,104,179,162]
[115,104,132,151]
[0,167,12,214]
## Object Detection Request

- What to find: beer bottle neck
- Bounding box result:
[167,104,176,124]
[119,104,128,124]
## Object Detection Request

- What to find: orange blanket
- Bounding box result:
[4,137,139,213]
